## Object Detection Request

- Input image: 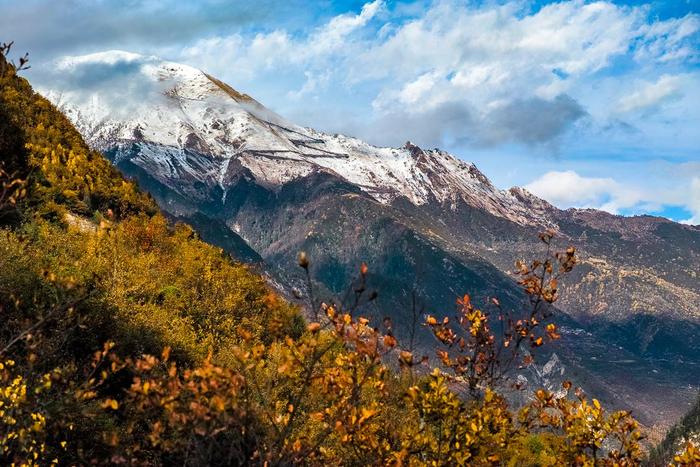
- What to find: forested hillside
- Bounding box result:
[650,395,700,465]
[0,50,697,465]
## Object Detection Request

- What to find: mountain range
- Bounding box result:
[44,51,700,441]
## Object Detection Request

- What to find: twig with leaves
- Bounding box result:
[0,41,30,76]
[423,231,577,397]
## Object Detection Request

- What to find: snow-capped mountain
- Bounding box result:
[46,51,553,226]
[43,51,700,437]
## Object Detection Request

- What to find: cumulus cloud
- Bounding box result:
[166,0,699,149]
[525,170,700,223]
[635,13,700,63]
[354,1,642,84]
[178,0,384,83]
[525,171,628,212]
[307,0,383,55]
[346,1,697,148]
[0,0,308,61]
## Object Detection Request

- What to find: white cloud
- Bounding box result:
[306,0,383,56]
[635,13,700,63]
[55,50,150,69]
[395,72,441,105]
[355,1,645,96]
[618,74,684,113]
[168,0,699,149]
[525,170,627,212]
[683,177,700,225]
[525,170,700,222]
[286,70,331,100]
[179,0,384,84]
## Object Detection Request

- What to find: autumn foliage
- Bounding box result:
[0,45,688,466]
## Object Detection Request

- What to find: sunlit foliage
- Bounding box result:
[0,47,652,465]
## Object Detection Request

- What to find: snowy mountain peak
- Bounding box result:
[44,51,554,226]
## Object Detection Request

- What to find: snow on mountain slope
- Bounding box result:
[43,51,554,226]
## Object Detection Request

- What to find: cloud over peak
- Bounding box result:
[165,0,699,151]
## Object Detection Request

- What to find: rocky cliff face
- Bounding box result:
[44,51,700,437]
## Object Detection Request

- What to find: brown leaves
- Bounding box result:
[437,350,451,366]
[521,355,534,367]
[382,334,397,349]
[421,238,581,394]
[457,294,471,307]
[515,242,576,304]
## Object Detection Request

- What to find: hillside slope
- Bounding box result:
[0,50,309,463]
[650,393,700,464]
[0,52,659,466]
[44,51,700,436]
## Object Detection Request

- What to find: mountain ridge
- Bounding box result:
[45,51,565,227]
[42,51,700,439]
[47,51,699,229]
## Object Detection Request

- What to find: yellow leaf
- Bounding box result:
[359,407,377,423]
[101,399,119,410]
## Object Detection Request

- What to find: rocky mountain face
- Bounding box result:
[45,51,700,439]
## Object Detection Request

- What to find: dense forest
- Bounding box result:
[0,48,698,465]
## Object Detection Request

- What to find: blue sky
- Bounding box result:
[1,0,699,222]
